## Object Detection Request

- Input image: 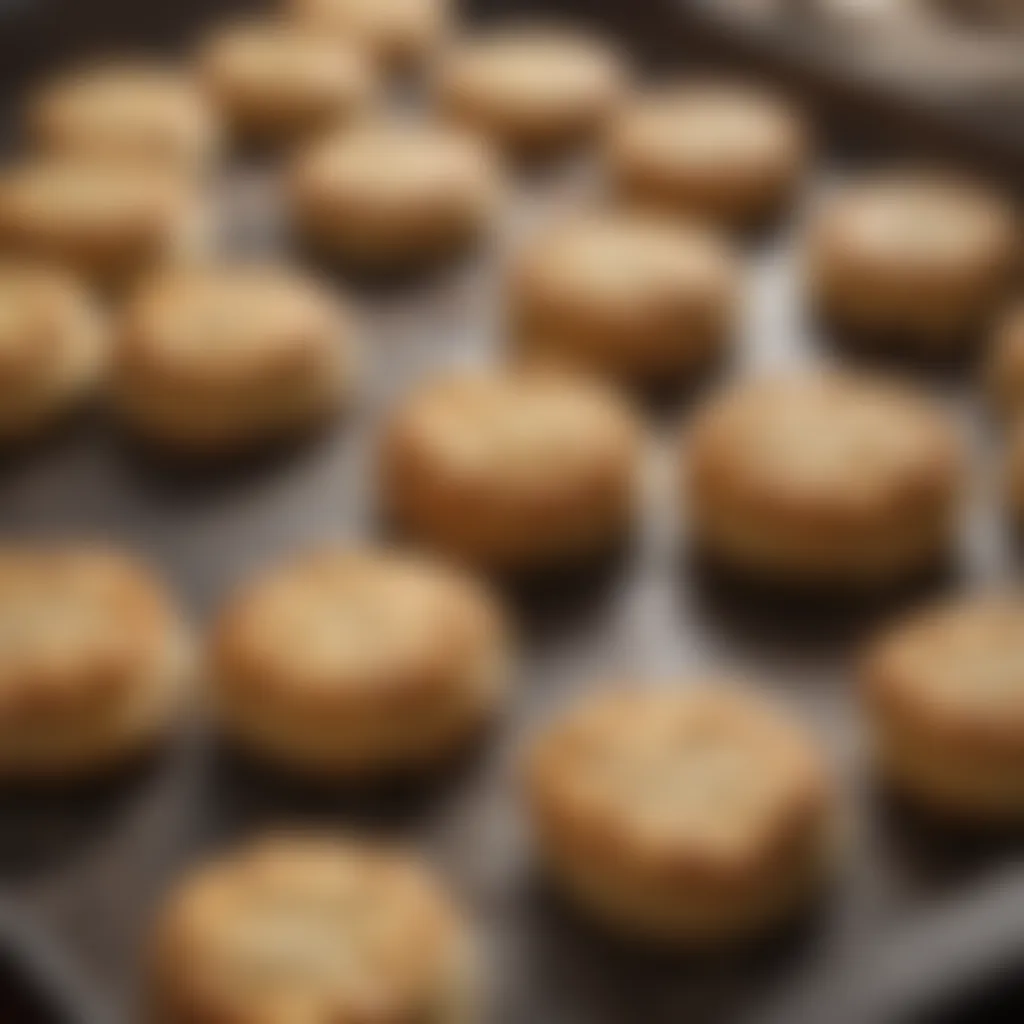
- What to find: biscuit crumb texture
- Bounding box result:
[527,685,835,940]
[0,545,191,778]
[864,595,1024,819]
[382,370,642,570]
[151,834,475,1023]
[211,547,510,776]
[684,373,963,583]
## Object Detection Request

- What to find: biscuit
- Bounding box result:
[199,21,377,144]
[526,684,835,941]
[25,62,218,172]
[437,27,624,159]
[288,122,501,270]
[863,594,1024,819]
[0,544,192,779]
[381,369,643,570]
[607,82,808,228]
[210,546,510,776]
[682,373,963,583]
[0,158,203,287]
[809,174,1019,346]
[986,304,1024,419]
[510,211,740,384]
[151,834,474,1023]
[113,263,355,453]
[0,261,106,438]
[288,0,449,69]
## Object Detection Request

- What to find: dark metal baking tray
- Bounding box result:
[0,1,1022,1022]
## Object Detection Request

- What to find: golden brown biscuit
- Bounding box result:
[381,369,643,570]
[608,82,808,228]
[0,544,192,779]
[510,211,740,384]
[0,158,203,287]
[199,21,377,144]
[0,261,106,438]
[25,61,218,172]
[682,373,963,583]
[437,27,624,159]
[863,594,1024,819]
[113,263,355,453]
[809,174,1020,346]
[210,546,510,777]
[986,303,1024,418]
[288,122,501,270]
[151,834,475,1023]
[288,0,449,69]
[526,684,835,941]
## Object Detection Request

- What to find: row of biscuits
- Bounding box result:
[3,252,1024,581]
[5,538,1024,1018]
[0,219,1020,460]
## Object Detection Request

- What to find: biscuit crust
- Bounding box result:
[288,0,449,68]
[0,261,106,438]
[26,62,217,171]
[863,595,1024,818]
[113,263,354,452]
[0,544,192,778]
[809,174,1019,345]
[683,373,963,583]
[151,834,473,1024]
[0,158,202,286]
[199,22,377,143]
[608,83,808,227]
[289,123,501,269]
[511,211,740,383]
[381,370,643,570]
[437,28,624,158]
[527,685,834,940]
[210,546,510,776]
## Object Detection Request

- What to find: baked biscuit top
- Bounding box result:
[154,835,464,1022]
[117,265,349,386]
[0,263,99,381]
[814,175,1018,271]
[212,548,505,710]
[514,212,737,310]
[386,371,640,498]
[613,85,804,167]
[440,28,622,114]
[529,687,829,877]
[0,159,191,239]
[0,546,176,716]
[687,374,961,523]
[864,596,1024,749]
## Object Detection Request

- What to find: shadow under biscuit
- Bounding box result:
[0,405,106,474]
[373,507,636,640]
[0,742,175,880]
[809,309,989,383]
[200,729,494,843]
[497,537,634,636]
[866,776,1024,893]
[679,544,963,652]
[108,416,343,497]
[291,231,495,297]
[602,344,738,425]
[507,866,832,1024]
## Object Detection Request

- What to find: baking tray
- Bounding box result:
[0,1,1023,1022]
